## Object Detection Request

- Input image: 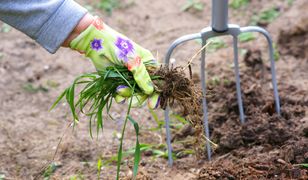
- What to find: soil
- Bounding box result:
[0,0,307,180]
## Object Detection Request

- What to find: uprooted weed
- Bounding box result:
[151,65,208,157]
[152,65,202,115]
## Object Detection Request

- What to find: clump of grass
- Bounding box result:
[51,63,202,131]
[251,7,280,26]
[98,0,120,15]
[22,83,49,93]
[181,0,204,12]
[196,37,227,53]
[97,0,135,16]
[0,23,11,33]
[238,32,256,42]
[229,0,249,9]
[43,163,61,180]
[0,174,5,180]
[69,173,84,180]
[286,0,294,6]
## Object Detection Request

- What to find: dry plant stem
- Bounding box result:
[34,122,72,179]
[184,40,212,70]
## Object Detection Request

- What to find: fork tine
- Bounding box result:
[232,35,245,123]
[201,38,212,160]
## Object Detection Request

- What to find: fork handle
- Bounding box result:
[212,0,229,32]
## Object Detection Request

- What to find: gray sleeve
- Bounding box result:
[0,0,87,53]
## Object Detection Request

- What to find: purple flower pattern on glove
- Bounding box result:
[115,37,134,62]
[91,38,103,51]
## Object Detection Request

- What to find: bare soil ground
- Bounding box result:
[0,0,307,179]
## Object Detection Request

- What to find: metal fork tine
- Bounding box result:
[164,106,173,166]
[164,33,203,166]
[232,36,245,123]
[201,39,212,160]
[240,26,281,115]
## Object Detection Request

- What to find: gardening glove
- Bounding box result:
[70,17,160,109]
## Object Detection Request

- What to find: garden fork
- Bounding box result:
[164,0,281,166]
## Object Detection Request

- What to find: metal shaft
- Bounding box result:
[164,106,173,166]
[201,39,212,160]
[212,0,229,32]
[232,36,245,123]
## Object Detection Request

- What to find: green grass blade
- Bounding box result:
[115,117,127,180]
[69,85,78,121]
[114,67,133,89]
[116,85,135,180]
[149,109,164,129]
[65,85,78,122]
[89,113,94,139]
[299,164,308,168]
[96,96,110,135]
[106,94,113,114]
[170,114,188,124]
[49,89,67,111]
[128,115,141,179]
[97,157,102,179]
[238,32,255,42]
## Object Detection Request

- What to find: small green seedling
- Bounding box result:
[273,43,280,61]
[22,83,49,93]
[175,149,194,158]
[0,174,5,180]
[0,23,11,33]
[223,78,232,86]
[102,143,180,166]
[84,4,95,14]
[286,0,294,6]
[69,173,84,180]
[207,37,227,53]
[209,76,221,86]
[46,80,60,88]
[43,163,61,180]
[195,37,227,53]
[238,32,256,42]
[239,48,248,56]
[148,109,165,131]
[97,158,102,179]
[181,0,204,12]
[98,0,120,15]
[149,110,188,131]
[0,52,3,60]
[251,7,280,25]
[229,0,249,9]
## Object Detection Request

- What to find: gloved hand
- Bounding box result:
[115,85,160,109]
[70,16,160,109]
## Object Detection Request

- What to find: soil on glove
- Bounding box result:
[0,0,307,179]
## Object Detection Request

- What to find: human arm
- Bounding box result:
[0,1,160,108]
[0,0,87,53]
